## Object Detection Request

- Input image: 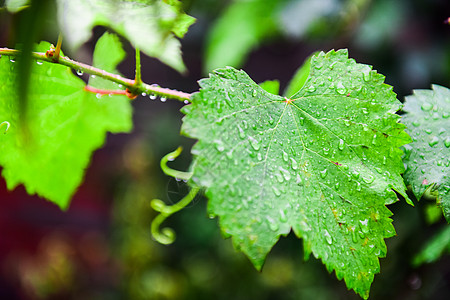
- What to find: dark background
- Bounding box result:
[0,0,449,299]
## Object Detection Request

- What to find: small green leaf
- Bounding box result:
[89,32,126,90]
[259,80,280,95]
[402,85,450,222]
[204,0,283,72]
[0,41,132,209]
[182,49,411,299]
[413,225,450,266]
[283,52,315,98]
[56,0,195,72]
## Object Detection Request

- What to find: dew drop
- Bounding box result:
[323,147,330,155]
[338,139,345,150]
[290,157,298,170]
[149,94,157,100]
[96,93,102,99]
[320,169,328,179]
[267,217,279,231]
[296,174,303,185]
[356,182,362,191]
[359,219,370,234]
[141,92,147,97]
[335,182,340,190]
[299,117,304,126]
[279,167,291,181]
[362,69,371,81]
[213,140,225,152]
[36,60,43,65]
[237,125,246,139]
[307,85,316,92]
[282,151,289,162]
[272,186,282,196]
[428,136,439,147]
[336,82,346,95]
[444,137,450,148]
[268,116,274,125]
[421,102,433,111]
[252,89,257,97]
[91,75,96,79]
[10,58,15,63]
[324,229,333,245]
[160,97,167,102]
[248,136,261,151]
[184,100,189,104]
[362,174,374,184]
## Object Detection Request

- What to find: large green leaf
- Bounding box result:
[0,40,132,209]
[402,85,450,222]
[182,49,411,299]
[56,0,195,72]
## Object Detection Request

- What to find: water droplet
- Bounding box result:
[362,174,374,184]
[443,112,450,119]
[36,60,43,65]
[160,97,167,102]
[372,134,377,145]
[272,186,281,196]
[267,217,279,231]
[444,137,450,148]
[91,75,96,79]
[76,69,83,76]
[237,125,246,139]
[323,147,330,155]
[149,94,157,100]
[299,117,304,126]
[257,153,262,161]
[382,156,387,165]
[336,82,346,95]
[324,229,333,245]
[307,85,316,92]
[412,121,420,127]
[275,173,284,183]
[213,140,225,152]
[421,102,433,111]
[362,69,371,81]
[252,89,257,97]
[359,219,370,234]
[96,93,102,99]
[141,92,147,96]
[248,136,260,151]
[428,136,439,147]
[282,151,289,162]
[290,158,298,170]
[335,182,340,190]
[296,174,303,185]
[338,139,345,150]
[320,169,328,179]
[184,100,189,104]
[279,167,291,181]
[10,58,15,63]
[356,182,362,191]
[268,116,274,125]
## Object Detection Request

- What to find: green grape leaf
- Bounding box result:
[89,32,126,90]
[56,0,195,73]
[0,41,132,209]
[204,0,284,72]
[283,52,315,98]
[5,0,30,13]
[182,49,411,299]
[413,225,450,266]
[401,85,450,222]
[258,80,280,95]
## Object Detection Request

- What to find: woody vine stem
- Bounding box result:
[0,45,192,102]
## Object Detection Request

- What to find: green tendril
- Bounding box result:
[151,186,200,244]
[151,147,198,244]
[160,147,192,181]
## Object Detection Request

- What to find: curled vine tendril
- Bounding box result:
[151,147,199,244]
[0,121,10,133]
